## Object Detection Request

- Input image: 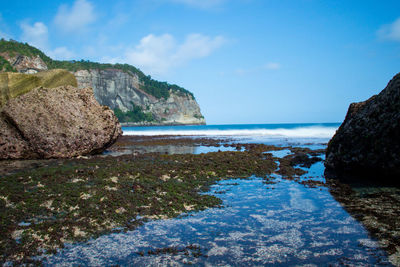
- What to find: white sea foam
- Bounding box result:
[123,126,337,139]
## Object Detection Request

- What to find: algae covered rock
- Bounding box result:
[0,69,77,107]
[325,72,400,178]
[0,85,122,159]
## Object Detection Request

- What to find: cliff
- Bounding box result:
[0,39,206,125]
[75,69,204,125]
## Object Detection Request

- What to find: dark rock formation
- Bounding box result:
[325,73,400,178]
[0,85,122,159]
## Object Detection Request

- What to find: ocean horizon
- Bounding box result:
[122,122,340,138]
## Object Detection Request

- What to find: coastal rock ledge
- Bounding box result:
[0,85,122,159]
[325,72,400,178]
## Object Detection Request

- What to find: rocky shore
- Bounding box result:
[1,135,399,265]
[0,136,325,264]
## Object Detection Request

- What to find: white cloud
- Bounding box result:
[378,17,400,41]
[54,0,96,33]
[168,0,226,9]
[264,62,281,70]
[47,46,76,60]
[20,22,48,50]
[20,21,75,60]
[121,33,226,75]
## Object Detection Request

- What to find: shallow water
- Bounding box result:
[43,161,391,266]
[104,144,241,156]
[265,149,292,158]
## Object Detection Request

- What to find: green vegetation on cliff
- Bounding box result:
[0,56,16,72]
[0,69,77,107]
[0,39,193,99]
[114,103,155,123]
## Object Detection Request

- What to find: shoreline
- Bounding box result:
[0,135,398,265]
[120,122,207,127]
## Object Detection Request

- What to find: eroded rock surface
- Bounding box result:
[325,72,400,178]
[0,85,121,159]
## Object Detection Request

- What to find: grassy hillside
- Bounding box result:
[0,39,194,99]
[0,69,77,107]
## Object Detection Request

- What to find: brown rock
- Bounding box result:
[0,85,122,159]
[325,72,400,179]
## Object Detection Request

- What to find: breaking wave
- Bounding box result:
[123,125,338,139]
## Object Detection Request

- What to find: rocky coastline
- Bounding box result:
[0,135,326,264]
[1,135,399,265]
[0,40,206,126]
[1,40,399,266]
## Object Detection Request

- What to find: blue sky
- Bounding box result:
[1,0,400,124]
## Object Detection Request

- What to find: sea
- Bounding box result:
[123,123,339,148]
[42,123,395,266]
[123,123,339,138]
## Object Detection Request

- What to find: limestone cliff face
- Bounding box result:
[74,69,205,125]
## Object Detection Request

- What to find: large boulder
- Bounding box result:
[0,85,122,159]
[325,73,400,178]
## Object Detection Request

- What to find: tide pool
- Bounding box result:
[42,146,391,266]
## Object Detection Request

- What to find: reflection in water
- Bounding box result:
[265,149,292,158]
[0,158,59,176]
[326,175,400,265]
[43,163,391,266]
[105,145,240,156]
